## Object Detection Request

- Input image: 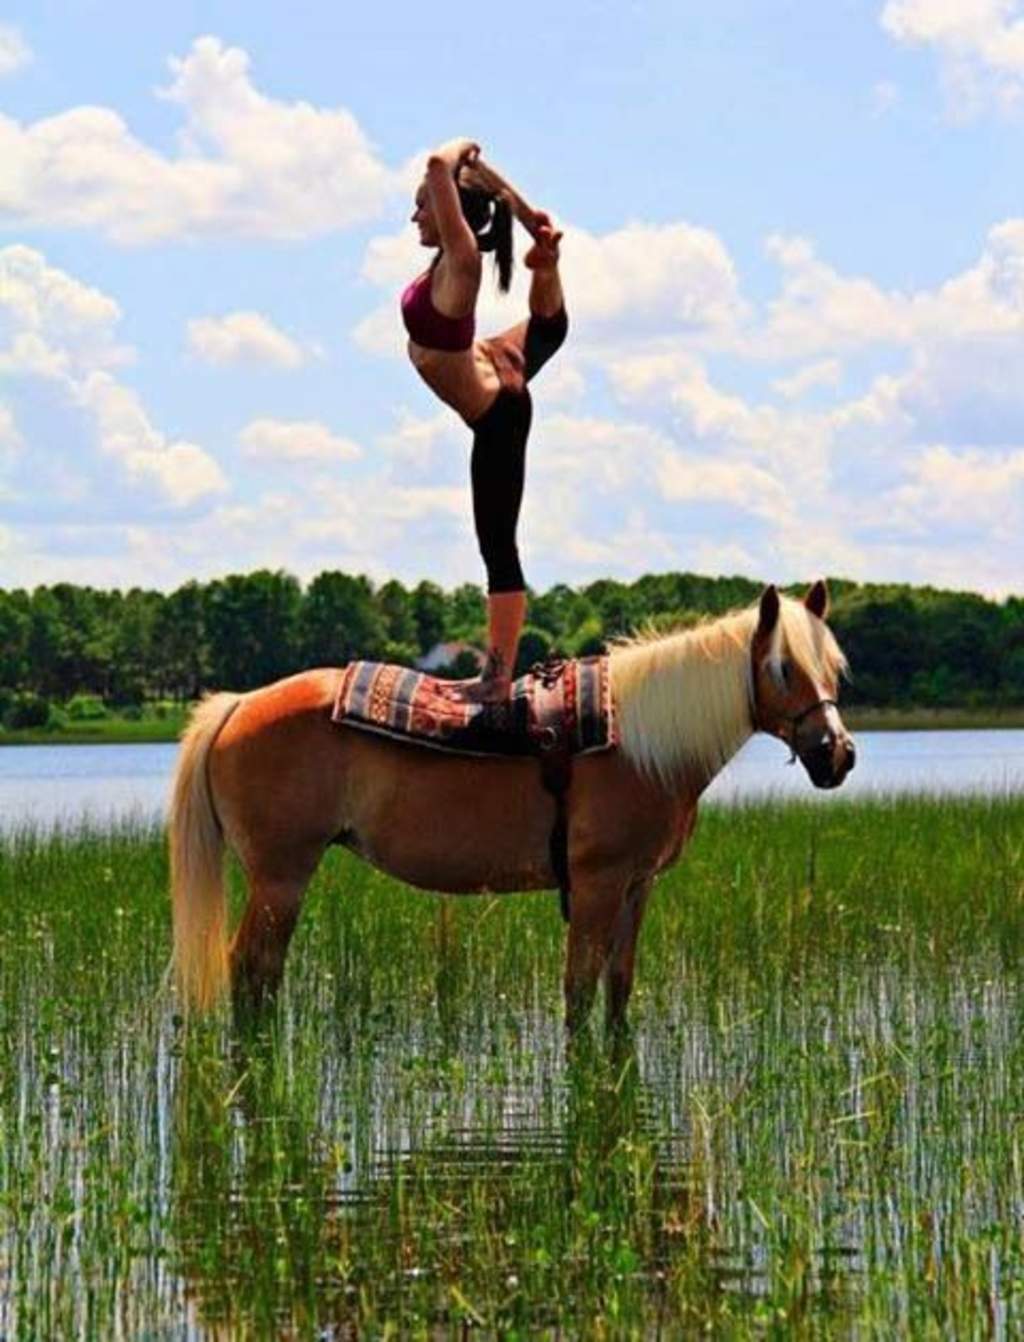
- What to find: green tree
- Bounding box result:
[830,591,925,706]
[300,572,386,666]
[448,583,486,639]
[571,616,606,658]
[205,571,302,689]
[530,583,594,649]
[0,591,29,688]
[25,589,66,699]
[1002,647,1024,703]
[375,579,417,647]
[152,582,207,699]
[582,579,639,639]
[411,580,448,655]
[109,588,160,704]
[4,567,1024,712]
[50,583,115,697]
[929,595,1001,701]
[514,626,553,676]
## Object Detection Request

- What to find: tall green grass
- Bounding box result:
[1,796,1023,1336]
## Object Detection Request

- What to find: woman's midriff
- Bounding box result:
[407,337,527,426]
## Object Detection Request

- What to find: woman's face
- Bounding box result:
[411,184,440,248]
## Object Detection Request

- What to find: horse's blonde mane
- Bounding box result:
[608,594,847,787]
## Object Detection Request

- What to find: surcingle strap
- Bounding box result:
[531,656,574,923]
[540,748,573,923]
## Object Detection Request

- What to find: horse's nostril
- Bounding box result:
[846,740,857,772]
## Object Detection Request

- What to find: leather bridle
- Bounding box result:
[748,641,839,763]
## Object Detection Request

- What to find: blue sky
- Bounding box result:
[1,1,1022,594]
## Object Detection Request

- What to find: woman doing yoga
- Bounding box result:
[402,138,567,703]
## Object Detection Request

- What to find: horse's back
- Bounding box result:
[216,667,341,741]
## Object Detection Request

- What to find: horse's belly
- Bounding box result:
[368,844,553,895]
[348,754,555,894]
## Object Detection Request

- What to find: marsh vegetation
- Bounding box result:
[2,796,1023,1336]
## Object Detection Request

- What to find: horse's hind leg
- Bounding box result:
[230,854,320,1021]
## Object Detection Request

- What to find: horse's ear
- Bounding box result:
[757,585,780,638]
[805,579,829,620]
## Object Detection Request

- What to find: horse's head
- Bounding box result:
[749,581,856,790]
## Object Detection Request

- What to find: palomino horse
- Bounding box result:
[169,582,855,1032]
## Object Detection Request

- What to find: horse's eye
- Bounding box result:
[779,660,792,686]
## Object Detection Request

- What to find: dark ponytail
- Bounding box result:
[458,186,514,293]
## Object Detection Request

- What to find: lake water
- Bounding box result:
[1,729,1023,833]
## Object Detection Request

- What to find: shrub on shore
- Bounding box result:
[66,694,108,721]
[2,692,50,730]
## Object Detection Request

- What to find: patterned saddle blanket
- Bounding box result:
[331,656,616,759]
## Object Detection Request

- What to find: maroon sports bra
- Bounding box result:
[401,271,475,352]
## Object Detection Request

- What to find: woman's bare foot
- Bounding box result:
[441,647,512,705]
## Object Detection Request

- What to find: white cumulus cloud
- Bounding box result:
[2,246,226,507]
[187,311,308,368]
[560,221,744,334]
[882,443,1024,540]
[746,222,1024,361]
[881,0,1024,114]
[0,244,128,372]
[74,372,227,506]
[757,234,914,357]
[239,418,363,464]
[0,35,403,243]
[657,454,793,523]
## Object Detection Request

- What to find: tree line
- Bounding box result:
[0,569,1022,718]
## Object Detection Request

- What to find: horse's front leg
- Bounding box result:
[604,875,654,1034]
[563,869,634,1039]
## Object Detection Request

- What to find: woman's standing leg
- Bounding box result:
[460,391,532,700]
[453,308,567,703]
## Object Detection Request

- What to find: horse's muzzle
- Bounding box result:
[800,733,856,790]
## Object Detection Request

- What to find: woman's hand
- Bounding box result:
[436,138,480,171]
[524,211,563,270]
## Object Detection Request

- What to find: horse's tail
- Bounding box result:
[169,692,242,1012]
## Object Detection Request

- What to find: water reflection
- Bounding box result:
[168,1002,885,1338]
[169,1040,710,1336]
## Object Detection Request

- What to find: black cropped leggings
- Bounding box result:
[470,308,568,593]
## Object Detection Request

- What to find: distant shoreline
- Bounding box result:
[2,704,1023,746]
[844,707,1024,733]
[0,717,186,747]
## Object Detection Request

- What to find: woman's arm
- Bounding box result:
[459,157,542,240]
[424,139,481,265]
